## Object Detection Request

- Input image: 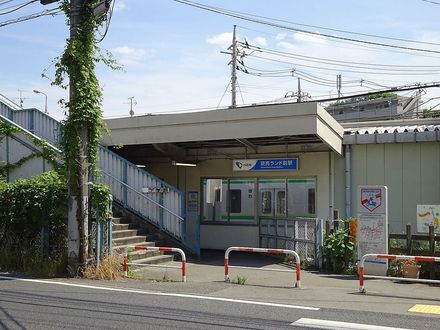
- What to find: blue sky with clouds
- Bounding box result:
[1,0,440,119]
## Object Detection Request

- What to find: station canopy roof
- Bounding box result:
[103,102,344,164]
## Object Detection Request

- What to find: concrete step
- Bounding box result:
[112,241,156,253]
[112,223,140,231]
[130,254,174,267]
[127,249,162,261]
[112,217,131,224]
[112,235,150,246]
[112,229,147,239]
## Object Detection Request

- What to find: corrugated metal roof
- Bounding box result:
[345,124,440,135]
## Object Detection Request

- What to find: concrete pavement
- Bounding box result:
[78,250,440,318]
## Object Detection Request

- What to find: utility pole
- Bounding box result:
[67,0,89,274]
[336,74,342,101]
[297,78,302,103]
[231,25,237,108]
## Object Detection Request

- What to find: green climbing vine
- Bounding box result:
[90,182,112,222]
[54,0,119,175]
[54,0,105,174]
[0,120,61,179]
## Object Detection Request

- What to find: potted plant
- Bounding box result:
[401,260,421,279]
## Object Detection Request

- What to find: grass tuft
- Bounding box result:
[83,254,123,280]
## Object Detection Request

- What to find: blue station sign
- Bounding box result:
[233,158,298,171]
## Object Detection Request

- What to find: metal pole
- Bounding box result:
[231,25,237,108]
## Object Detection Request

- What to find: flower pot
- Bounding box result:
[402,264,420,279]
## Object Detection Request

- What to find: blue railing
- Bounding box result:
[0,96,199,255]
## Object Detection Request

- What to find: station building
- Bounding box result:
[102,102,440,251]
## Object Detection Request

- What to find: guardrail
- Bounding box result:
[224,247,301,288]
[123,246,187,282]
[359,253,440,293]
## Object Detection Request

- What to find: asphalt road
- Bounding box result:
[1,276,439,330]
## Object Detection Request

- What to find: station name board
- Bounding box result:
[233,158,298,171]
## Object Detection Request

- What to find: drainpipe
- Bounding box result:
[330,151,335,221]
[345,145,352,218]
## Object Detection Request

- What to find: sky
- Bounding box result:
[1,0,440,120]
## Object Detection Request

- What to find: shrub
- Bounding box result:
[0,171,67,275]
[324,228,355,273]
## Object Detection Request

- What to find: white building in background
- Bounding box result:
[325,92,421,122]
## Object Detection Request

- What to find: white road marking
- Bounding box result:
[0,275,319,311]
[291,318,413,330]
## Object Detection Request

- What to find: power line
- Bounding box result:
[421,0,440,4]
[96,0,116,43]
[174,0,440,54]
[0,0,20,7]
[0,0,37,15]
[0,8,61,28]
[239,42,440,69]
[244,53,440,76]
[237,25,440,60]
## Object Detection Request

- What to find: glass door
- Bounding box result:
[259,179,286,218]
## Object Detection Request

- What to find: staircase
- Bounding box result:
[0,95,200,262]
[111,205,174,267]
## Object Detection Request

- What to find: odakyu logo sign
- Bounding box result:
[233,160,256,171]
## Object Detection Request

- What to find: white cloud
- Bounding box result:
[253,37,267,47]
[111,46,149,64]
[207,32,233,48]
[113,1,127,12]
[275,33,287,41]
[277,41,298,52]
[293,32,327,44]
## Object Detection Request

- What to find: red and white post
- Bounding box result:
[359,253,440,293]
[224,247,301,288]
[124,246,187,282]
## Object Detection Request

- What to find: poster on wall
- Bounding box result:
[187,192,199,213]
[417,205,440,233]
[357,185,388,276]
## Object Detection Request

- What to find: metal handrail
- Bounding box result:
[0,113,61,153]
[99,170,184,223]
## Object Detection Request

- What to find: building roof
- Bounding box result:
[103,102,345,158]
[343,118,440,144]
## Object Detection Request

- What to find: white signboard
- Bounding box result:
[417,205,440,233]
[357,185,388,276]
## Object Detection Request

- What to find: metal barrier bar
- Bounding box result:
[358,253,440,293]
[124,246,187,282]
[224,246,301,288]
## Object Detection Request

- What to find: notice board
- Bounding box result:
[357,185,388,276]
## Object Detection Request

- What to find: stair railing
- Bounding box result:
[97,170,185,241]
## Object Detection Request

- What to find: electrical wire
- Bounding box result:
[239,42,440,69]
[0,0,38,16]
[0,0,20,8]
[217,78,231,108]
[0,8,61,28]
[237,25,440,60]
[97,0,116,43]
[174,0,440,54]
[176,0,440,47]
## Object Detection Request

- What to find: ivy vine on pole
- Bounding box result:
[53,0,117,269]
[54,0,105,173]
